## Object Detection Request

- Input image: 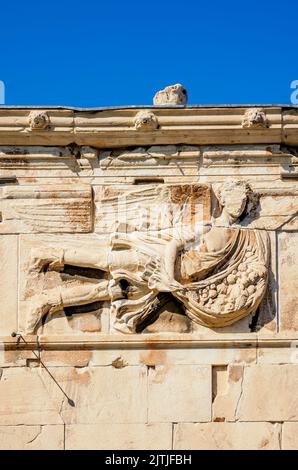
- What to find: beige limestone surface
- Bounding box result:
[0,99,297,449]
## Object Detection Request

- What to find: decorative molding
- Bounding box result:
[0,106,295,147]
[2,334,298,350]
[202,145,293,167]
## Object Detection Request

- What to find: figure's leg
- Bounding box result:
[25,280,110,334]
[60,281,110,306]
[29,238,148,275]
[29,242,110,272]
[62,246,109,270]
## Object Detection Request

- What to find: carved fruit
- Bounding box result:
[247,285,256,295]
[227,274,236,285]
[238,263,247,272]
[248,271,259,283]
[209,289,217,299]
[217,283,227,294]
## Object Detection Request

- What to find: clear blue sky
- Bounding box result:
[0,0,297,107]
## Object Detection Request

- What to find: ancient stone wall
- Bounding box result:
[0,100,298,449]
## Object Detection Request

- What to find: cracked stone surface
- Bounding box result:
[236,365,298,422]
[148,365,211,423]
[0,425,64,450]
[65,423,172,450]
[0,368,64,425]
[173,422,281,450]
[212,365,244,422]
[282,422,298,450]
[39,366,148,424]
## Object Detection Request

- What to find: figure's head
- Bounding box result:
[213,180,249,221]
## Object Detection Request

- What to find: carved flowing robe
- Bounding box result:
[109,227,269,332]
[176,228,269,327]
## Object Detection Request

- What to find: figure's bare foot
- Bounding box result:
[25,302,49,334]
[25,291,62,334]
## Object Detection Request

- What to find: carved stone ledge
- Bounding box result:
[0,106,292,146]
[3,333,298,350]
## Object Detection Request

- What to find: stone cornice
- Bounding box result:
[2,334,298,350]
[0,106,297,147]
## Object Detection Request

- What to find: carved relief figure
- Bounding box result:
[175,181,269,328]
[24,180,269,334]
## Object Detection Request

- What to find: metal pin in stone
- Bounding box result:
[11,331,21,338]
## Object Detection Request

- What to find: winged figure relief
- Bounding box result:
[23,181,269,334]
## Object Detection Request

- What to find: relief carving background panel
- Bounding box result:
[0,141,295,338]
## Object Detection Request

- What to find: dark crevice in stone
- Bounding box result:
[137,293,189,333]
[136,293,172,333]
[134,178,164,185]
[64,301,103,316]
[249,307,260,332]
[62,264,105,280]
[119,279,129,299]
